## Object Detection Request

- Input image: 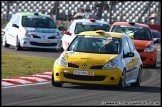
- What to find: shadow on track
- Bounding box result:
[143,66,161,70]
[23,48,62,52]
[61,84,160,93]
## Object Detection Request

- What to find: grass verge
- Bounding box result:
[2,52,55,79]
[1,19,8,28]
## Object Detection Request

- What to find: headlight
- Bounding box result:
[57,57,68,66]
[26,32,32,37]
[102,59,118,69]
[55,35,61,39]
[55,32,62,39]
[21,28,31,37]
[144,45,155,52]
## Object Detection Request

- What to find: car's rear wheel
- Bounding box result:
[52,72,63,87]
[131,67,142,86]
[117,70,126,89]
[2,34,10,47]
[15,36,22,51]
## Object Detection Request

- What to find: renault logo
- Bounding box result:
[82,64,87,69]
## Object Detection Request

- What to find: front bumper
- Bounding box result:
[20,37,61,49]
[53,64,123,85]
[138,49,157,65]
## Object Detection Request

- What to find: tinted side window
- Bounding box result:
[123,38,131,54]
[10,14,17,23]
[127,37,135,52]
[14,15,20,25]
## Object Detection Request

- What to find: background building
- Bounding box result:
[1,1,161,25]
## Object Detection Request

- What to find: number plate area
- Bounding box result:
[73,70,94,76]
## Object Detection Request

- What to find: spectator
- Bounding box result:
[84,7,92,19]
[41,9,45,14]
[50,1,59,21]
[149,9,157,19]
[73,8,85,19]
[94,1,109,20]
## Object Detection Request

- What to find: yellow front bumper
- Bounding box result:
[53,64,123,85]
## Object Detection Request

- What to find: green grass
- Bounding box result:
[2,52,56,79]
[1,19,8,28]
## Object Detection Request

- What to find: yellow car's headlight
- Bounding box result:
[57,58,68,66]
[102,59,118,69]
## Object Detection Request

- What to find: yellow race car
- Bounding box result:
[52,30,143,89]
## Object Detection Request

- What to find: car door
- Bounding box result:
[127,37,140,80]
[7,14,20,46]
[5,14,16,45]
[123,37,134,82]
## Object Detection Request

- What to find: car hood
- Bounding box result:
[62,51,118,66]
[133,40,153,50]
[25,27,61,34]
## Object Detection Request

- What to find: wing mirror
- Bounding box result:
[12,24,19,28]
[63,31,72,36]
[123,52,134,58]
[154,39,161,44]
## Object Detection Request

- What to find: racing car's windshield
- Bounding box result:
[67,36,121,54]
[74,23,110,34]
[112,25,153,40]
[22,16,57,28]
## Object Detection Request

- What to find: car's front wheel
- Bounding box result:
[15,36,22,51]
[117,70,126,89]
[132,67,142,86]
[52,72,63,87]
[2,34,10,47]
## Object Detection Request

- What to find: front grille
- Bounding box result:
[90,65,103,69]
[32,35,41,38]
[30,42,57,46]
[137,49,144,52]
[48,37,56,39]
[64,73,105,81]
[141,57,146,61]
[68,63,79,68]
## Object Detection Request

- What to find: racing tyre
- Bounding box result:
[150,60,157,68]
[52,72,63,87]
[117,70,126,89]
[132,67,142,86]
[15,36,22,51]
[2,34,10,47]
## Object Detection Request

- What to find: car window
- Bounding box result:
[152,31,161,38]
[21,16,57,28]
[126,37,135,52]
[14,15,21,26]
[123,38,131,54]
[112,25,152,40]
[74,22,110,34]
[10,14,17,23]
[68,36,121,54]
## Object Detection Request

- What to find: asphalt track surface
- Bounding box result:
[1,46,161,106]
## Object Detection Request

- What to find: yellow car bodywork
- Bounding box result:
[53,52,122,85]
[53,31,125,86]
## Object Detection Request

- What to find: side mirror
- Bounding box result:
[123,52,134,58]
[63,31,72,36]
[12,24,19,28]
[154,39,161,44]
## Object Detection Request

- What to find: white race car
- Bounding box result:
[3,12,62,51]
[61,19,111,50]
